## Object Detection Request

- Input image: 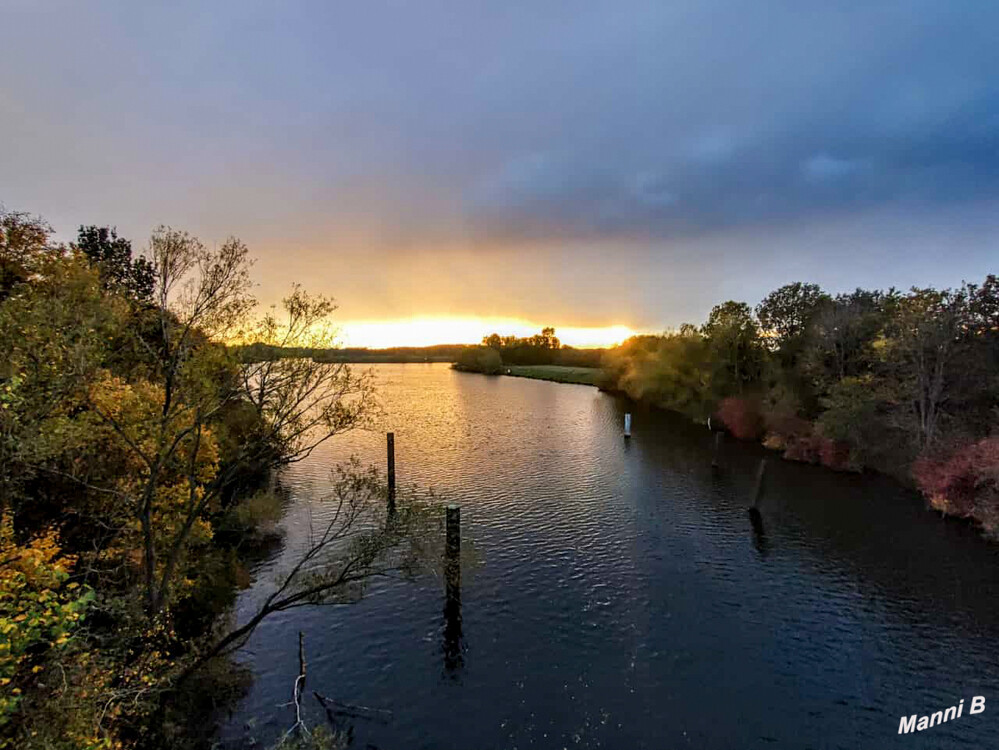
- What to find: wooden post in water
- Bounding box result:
[386,432,396,501]
[446,504,460,563]
[711,431,722,468]
[751,458,767,507]
[624,413,632,438]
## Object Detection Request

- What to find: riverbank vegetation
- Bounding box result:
[602,281,999,537]
[0,208,440,749]
[453,328,605,378]
[502,366,603,386]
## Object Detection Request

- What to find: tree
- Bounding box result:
[882,287,969,449]
[175,462,441,686]
[604,330,711,418]
[537,327,560,350]
[702,301,764,396]
[756,282,829,354]
[481,333,503,350]
[456,346,502,374]
[76,226,155,303]
[0,209,60,302]
[804,288,889,391]
[237,284,374,466]
[478,328,561,365]
[0,210,444,748]
[88,227,378,617]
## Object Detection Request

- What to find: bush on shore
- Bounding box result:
[913,438,999,537]
[453,345,503,374]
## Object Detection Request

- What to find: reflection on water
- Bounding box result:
[222,364,999,749]
[748,507,769,559]
[442,505,463,676]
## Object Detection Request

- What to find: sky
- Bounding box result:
[2,1,998,347]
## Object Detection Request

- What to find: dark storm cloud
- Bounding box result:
[4,0,999,241]
[455,0,999,241]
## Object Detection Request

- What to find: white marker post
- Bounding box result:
[624,413,632,438]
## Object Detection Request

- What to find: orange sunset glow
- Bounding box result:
[337,318,635,349]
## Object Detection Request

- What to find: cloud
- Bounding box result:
[802,155,869,181]
[1,0,998,325]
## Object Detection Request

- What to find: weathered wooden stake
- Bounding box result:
[711,431,722,468]
[751,457,767,507]
[386,432,396,500]
[624,413,632,438]
[446,504,461,561]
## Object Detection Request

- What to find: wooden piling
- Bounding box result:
[751,458,767,507]
[624,413,632,438]
[446,504,460,561]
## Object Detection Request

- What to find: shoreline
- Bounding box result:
[452,364,603,386]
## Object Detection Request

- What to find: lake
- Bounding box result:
[221,363,999,749]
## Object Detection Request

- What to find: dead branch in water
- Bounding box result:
[281,631,310,742]
[313,691,392,724]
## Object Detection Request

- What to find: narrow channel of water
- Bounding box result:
[222,363,999,749]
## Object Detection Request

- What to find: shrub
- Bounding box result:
[716,397,764,440]
[913,438,999,535]
[783,432,821,464]
[0,514,93,735]
[454,346,502,374]
[818,437,854,472]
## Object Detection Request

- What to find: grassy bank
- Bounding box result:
[502,365,603,386]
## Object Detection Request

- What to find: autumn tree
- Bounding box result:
[76,226,155,304]
[701,301,764,396]
[0,209,61,302]
[882,287,970,449]
[804,288,890,391]
[755,282,829,353]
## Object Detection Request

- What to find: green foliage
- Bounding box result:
[454,345,503,374]
[76,226,155,304]
[270,726,346,750]
[755,282,829,353]
[604,329,711,418]
[0,515,93,739]
[0,210,59,302]
[0,207,402,749]
[504,365,602,385]
[702,301,765,396]
[481,327,563,365]
[604,275,999,516]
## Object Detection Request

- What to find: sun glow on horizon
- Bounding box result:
[336,317,635,349]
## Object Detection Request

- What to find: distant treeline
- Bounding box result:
[453,327,605,374]
[238,342,467,363]
[601,280,999,538]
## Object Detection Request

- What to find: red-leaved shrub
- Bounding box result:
[783,433,821,463]
[780,428,855,472]
[818,437,853,472]
[716,397,764,441]
[913,438,999,535]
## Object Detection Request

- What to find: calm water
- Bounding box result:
[222,364,999,749]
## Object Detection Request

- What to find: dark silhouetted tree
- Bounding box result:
[702,301,764,395]
[76,225,155,303]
